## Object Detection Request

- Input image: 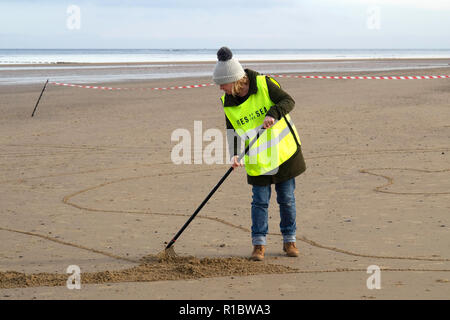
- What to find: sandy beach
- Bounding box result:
[0,59,449,299]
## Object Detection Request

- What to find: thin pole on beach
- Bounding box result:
[31,79,49,117]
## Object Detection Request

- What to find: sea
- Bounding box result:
[2,48,450,64]
[1,49,450,85]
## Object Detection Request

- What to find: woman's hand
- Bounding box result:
[231,155,244,169]
[263,116,275,129]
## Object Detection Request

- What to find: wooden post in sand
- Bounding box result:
[31,79,49,117]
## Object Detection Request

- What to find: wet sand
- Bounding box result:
[2,58,450,85]
[0,60,450,299]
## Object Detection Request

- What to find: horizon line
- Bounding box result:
[1,48,450,51]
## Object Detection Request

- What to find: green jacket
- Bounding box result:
[223,69,306,186]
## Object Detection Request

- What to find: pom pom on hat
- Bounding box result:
[217,47,233,61]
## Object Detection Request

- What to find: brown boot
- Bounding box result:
[251,245,265,261]
[283,242,299,257]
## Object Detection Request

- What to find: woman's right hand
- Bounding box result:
[231,155,244,169]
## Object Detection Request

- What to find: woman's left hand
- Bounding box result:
[263,116,275,129]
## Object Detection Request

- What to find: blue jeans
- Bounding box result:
[251,178,297,246]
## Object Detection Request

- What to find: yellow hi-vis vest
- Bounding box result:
[222,75,301,176]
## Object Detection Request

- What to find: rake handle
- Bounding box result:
[165,166,234,250]
[165,127,265,250]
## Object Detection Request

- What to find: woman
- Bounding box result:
[212,47,306,261]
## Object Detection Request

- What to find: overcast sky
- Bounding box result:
[1,0,449,49]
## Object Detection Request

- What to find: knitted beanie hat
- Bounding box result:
[212,47,245,85]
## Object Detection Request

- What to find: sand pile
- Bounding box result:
[0,253,296,289]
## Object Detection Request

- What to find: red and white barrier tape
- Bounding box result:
[49,74,450,91]
[49,81,215,91]
[272,74,450,80]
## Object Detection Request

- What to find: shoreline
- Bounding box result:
[1,66,450,92]
[1,58,450,87]
[2,57,450,67]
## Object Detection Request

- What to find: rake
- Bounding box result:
[161,127,266,257]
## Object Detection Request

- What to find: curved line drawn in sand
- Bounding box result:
[61,165,450,263]
[1,143,165,154]
[0,151,85,158]
[2,147,450,289]
[0,142,224,184]
[306,147,450,160]
[0,226,138,264]
[3,145,449,185]
[0,143,162,166]
[0,144,171,184]
[0,161,175,184]
[360,168,450,195]
[0,142,116,159]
